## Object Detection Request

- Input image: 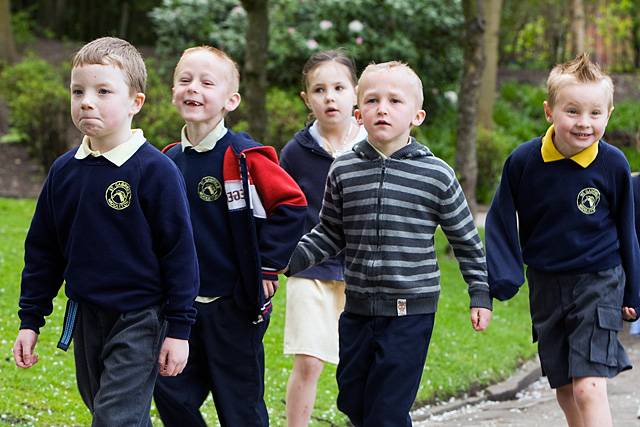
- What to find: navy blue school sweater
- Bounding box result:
[164,129,307,321]
[486,135,640,316]
[279,124,345,281]
[18,142,199,339]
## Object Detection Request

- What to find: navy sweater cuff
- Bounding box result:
[166,322,191,340]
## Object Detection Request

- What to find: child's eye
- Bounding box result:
[391,98,402,104]
[314,87,324,93]
[567,109,577,114]
[592,110,601,115]
[71,89,83,96]
[179,78,191,84]
[203,80,214,86]
[365,98,377,104]
[98,88,111,95]
[335,85,344,91]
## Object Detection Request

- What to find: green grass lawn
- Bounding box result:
[0,197,536,426]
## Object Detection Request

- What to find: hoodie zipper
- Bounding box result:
[370,159,386,272]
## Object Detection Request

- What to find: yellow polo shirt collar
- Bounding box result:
[540,125,598,168]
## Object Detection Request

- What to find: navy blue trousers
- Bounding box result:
[336,312,435,427]
[154,297,269,427]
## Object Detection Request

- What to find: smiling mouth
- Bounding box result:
[375,120,391,126]
[184,100,203,106]
[572,132,592,138]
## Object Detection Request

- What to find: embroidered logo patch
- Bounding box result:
[105,180,132,210]
[198,176,222,202]
[576,187,600,215]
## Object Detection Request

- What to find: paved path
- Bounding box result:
[412,330,640,426]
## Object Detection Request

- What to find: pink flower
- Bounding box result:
[355,36,363,45]
[306,39,319,50]
[319,20,333,30]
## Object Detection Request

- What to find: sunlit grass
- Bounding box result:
[0,198,535,426]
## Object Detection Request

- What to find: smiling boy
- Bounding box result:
[286,61,492,426]
[13,37,199,425]
[153,46,306,427]
[486,53,640,427]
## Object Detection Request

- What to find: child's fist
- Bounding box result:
[13,329,39,368]
[470,307,492,332]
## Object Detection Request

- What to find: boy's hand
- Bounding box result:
[470,307,492,332]
[622,306,637,321]
[158,337,189,377]
[263,279,279,299]
[13,329,39,368]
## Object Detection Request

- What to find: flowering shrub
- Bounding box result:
[149,0,464,100]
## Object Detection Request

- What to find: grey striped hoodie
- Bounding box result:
[288,139,491,316]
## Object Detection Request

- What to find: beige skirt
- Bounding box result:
[283,277,346,364]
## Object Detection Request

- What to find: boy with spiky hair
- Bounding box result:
[487,53,640,427]
[13,37,199,425]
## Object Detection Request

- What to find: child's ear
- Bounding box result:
[225,92,241,112]
[300,91,310,109]
[543,101,553,123]
[411,109,426,127]
[130,92,146,116]
[354,109,363,125]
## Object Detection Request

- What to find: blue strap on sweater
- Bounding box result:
[57,299,79,351]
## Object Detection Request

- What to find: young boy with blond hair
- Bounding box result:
[286,61,492,426]
[486,53,640,427]
[153,46,306,427]
[12,37,199,425]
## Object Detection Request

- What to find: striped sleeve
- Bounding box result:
[288,165,345,275]
[438,166,492,310]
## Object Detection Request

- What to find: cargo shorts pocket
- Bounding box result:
[590,305,623,366]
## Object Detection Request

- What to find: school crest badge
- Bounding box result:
[198,176,222,201]
[105,180,132,210]
[576,187,600,215]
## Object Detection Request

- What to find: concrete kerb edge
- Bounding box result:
[411,357,543,422]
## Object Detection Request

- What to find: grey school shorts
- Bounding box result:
[527,265,632,388]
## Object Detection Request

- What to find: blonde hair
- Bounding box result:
[72,37,146,94]
[547,53,614,109]
[173,46,240,93]
[357,61,424,107]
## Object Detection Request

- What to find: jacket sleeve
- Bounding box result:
[288,165,345,276]
[246,149,307,280]
[486,154,526,301]
[438,171,492,310]
[19,172,65,333]
[619,171,640,319]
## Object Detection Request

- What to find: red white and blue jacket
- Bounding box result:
[164,130,307,322]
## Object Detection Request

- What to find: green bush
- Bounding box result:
[233,88,308,152]
[477,128,520,204]
[0,56,69,171]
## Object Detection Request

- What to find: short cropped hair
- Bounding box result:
[547,53,614,109]
[173,46,240,93]
[72,37,147,94]
[357,61,424,108]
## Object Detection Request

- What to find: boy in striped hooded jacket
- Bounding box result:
[287,61,492,427]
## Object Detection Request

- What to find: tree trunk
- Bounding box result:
[0,0,17,64]
[571,0,586,55]
[477,0,502,130]
[456,0,485,218]
[240,0,269,143]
